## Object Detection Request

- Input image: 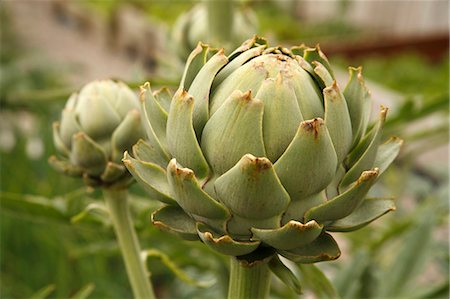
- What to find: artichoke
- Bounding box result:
[124,36,402,261]
[171,3,257,60]
[50,80,145,187]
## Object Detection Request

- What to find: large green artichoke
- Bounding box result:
[124,36,402,261]
[50,80,145,187]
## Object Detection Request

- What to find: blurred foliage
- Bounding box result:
[1,1,449,299]
[336,52,449,100]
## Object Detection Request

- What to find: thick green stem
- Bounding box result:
[103,188,155,299]
[207,0,234,44]
[227,257,272,299]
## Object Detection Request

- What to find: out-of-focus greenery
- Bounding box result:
[1,2,449,299]
[336,53,449,99]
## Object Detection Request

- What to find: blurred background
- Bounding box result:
[1,1,448,298]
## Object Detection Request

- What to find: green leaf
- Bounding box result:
[0,192,67,222]
[376,213,435,298]
[70,283,95,299]
[142,249,215,288]
[70,203,111,226]
[297,264,339,299]
[30,284,56,299]
[333,250,370,299]
[268,255,302,294]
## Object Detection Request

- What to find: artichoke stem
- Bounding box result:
[207,0,234,44]
[227,257,271,299]
[103,188,155,299]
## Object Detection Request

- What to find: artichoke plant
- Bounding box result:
[124,36,402,263]
[171,2,257,60]
[50,80,155,299]
[50,80,145,188]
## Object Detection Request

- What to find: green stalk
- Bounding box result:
[103,188,155,299]
[207,0,234,45]
[227,257,272,299]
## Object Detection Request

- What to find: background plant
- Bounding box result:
[1,1,448,298]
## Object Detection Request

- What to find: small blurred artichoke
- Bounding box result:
[50,80,145,187]
[124,37,402,261]
[171,3,257,60]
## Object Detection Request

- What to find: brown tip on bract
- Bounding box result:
[358,168,379,183]
[380,105,389,118]
[302,118,323,139]
[204,231,233,244]
[323,81,339,97]
[242,90,252,101]
[74,131,85,140]
[390,136,404,146]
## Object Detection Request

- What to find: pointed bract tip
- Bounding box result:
[121,151,132,164]
[168,158,194,179]
[74,131,86,140]
[323,81,339,96]
[358,168,379,182]
[241,90,252,101]
[242,154,272,172]
[380,105,389,118]
[389,136,404,146]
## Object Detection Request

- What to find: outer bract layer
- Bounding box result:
[125,37,402,261]
[51,80,145,187]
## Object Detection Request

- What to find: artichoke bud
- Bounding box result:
[171,3,258,60]
[125,36,402,263]
[51,80,145,188]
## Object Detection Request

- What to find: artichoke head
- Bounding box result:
[124,37,402,262]
[51,80,145,188]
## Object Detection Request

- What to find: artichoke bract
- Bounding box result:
[50,80,145,187]
[124,36,402,262]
